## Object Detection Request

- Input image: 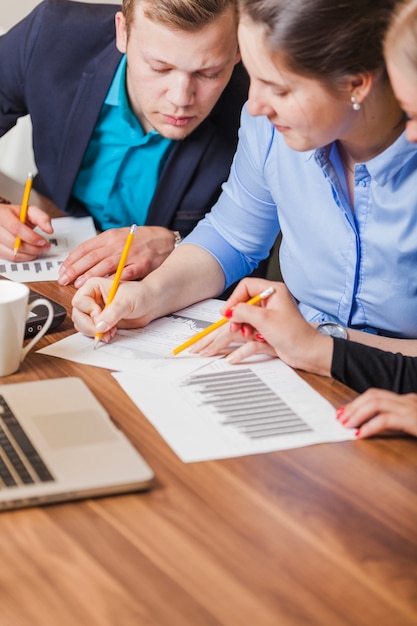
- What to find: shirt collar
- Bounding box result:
[105,54,163,137]
[314,132,417,186]
[365,131,417,185]
[105,54,127,108]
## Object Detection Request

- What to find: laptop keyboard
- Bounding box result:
[0,395,54,488]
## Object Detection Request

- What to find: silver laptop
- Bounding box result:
[0,377,154,510]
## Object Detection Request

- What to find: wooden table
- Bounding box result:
[0,173,416,626]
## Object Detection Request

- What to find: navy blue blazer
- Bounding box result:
[0,0,249,237]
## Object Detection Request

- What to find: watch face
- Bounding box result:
[317,322,348,339]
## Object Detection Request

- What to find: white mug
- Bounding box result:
[0,282,54,377]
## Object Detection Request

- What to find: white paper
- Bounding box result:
[0,216,97,282]
[38,299,226,377]
[113,358,355,462]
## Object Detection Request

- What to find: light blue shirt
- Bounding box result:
[185,104,417,338]
[72,56,174,230]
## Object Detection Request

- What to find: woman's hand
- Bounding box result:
[71,277,156,339]
[191,277,334,376]
[337,389,417,438]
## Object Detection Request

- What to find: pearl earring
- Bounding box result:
[351,95,361,111]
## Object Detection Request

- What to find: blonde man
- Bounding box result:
[0,0,247,286]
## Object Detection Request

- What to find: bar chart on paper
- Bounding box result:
[0,255,62,279]
[181,367,313,439]
[113,358,355,462]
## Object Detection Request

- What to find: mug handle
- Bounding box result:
[21,298,55,361]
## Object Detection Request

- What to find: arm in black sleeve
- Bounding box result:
[331,338,417,394]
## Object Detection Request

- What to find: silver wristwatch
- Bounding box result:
[317,322,348,339]
[172,230,182,248]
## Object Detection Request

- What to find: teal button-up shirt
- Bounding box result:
[73,56,174,230]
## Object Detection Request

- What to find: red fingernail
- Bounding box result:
[336,407,345,420]
[355,429,361,438]
[225,309,233,319]
[255,333,265,342]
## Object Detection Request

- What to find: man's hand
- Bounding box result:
[0,202,52,260]
[58,226,177,287]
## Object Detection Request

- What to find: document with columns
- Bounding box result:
[113,357,355,462]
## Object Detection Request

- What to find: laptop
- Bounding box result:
[0,377,154,510]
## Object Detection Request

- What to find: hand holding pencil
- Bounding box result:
[170,286,275,356]
[93,224,137,348]
[194,279,326,370]
[13,173,33,257]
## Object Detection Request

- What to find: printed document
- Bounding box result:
[38,299,226,378]
[38,295,355,460]
[113,358,355,462]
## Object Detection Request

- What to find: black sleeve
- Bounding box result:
[331,338,417,394]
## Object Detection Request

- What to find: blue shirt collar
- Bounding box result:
[105,54,162,137]
[314,131,417,186]
[105,54,127,108]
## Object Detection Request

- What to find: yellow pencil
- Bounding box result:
[13,172,33,257]
[93,224,137,349]
[170,286,275,356]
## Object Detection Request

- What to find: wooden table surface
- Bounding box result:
[0,173,416,626]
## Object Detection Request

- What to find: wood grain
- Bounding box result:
[0,173,416,626]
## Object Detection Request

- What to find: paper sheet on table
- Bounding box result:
[0,216,96,282]
[38,299,225,378]
[113,357,355,462]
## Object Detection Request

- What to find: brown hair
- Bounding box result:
[238,0,400,85]
[384,0,417,81]
[122,0,237,32]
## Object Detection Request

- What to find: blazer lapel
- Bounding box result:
[54,46,122,210]
[146,119,214,227]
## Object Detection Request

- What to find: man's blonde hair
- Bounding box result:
[122,0,237,33]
